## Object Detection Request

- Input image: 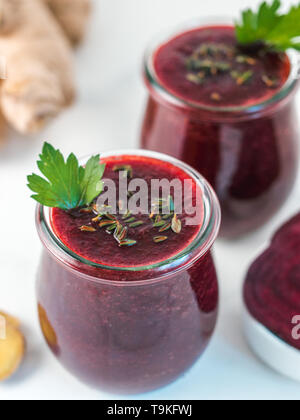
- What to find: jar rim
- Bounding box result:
[144,17,300,114]
[36,149,221,284]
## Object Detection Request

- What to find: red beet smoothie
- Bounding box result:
[51,155,203,269]
[154,26,290,107]
[36,152,220,393]
[244,213,300,350]
[141,24,299,237]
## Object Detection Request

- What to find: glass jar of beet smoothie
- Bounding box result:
[141,20,300,238]
[35,150,220,394]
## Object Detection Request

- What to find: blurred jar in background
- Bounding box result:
[140,20,300,238]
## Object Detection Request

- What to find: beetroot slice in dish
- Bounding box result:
[244,213,300,351]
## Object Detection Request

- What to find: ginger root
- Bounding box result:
[43,0,91,45]
[0,0,75,134]
[0,0,23,34]
[0,311,20,329]
[0,0,90,137]
[0,311,25,381]
[0,112,7,147]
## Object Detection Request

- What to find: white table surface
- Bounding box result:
[1,0,300,400]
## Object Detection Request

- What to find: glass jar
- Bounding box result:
[35,150,221,394]
[140,20,300,238]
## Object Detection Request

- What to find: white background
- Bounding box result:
[1,0,300,400]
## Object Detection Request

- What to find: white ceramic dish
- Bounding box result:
[243,306,300,382]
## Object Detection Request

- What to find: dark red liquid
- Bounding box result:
[51,155,203,268]
[244,213,300,350]
[36,154,219,393]
[154,26,290,107]
[141,25,299,237]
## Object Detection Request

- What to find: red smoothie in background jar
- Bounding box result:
[36,150,221,394]
[141,21,300,238]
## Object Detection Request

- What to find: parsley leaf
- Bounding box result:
[27,142,105,210]
[235,1,300,51]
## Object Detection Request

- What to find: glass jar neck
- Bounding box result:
[144,18,300,121]
[36,149,221,285]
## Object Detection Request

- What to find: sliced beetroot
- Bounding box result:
[244,213,300,350]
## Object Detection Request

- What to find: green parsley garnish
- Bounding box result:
[27,142,105,210]
[236,0,300,51]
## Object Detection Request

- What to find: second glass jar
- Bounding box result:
[140,21,300,238]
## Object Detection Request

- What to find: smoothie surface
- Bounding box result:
[153,25,290,108]
[51,155,204,268]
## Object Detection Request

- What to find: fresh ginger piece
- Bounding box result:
[0,0,22,34]
[0,0,75,134]
[43,0,91,45]
[0,311,20,329]
[0,112,7,148]
[0,314,25,381]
